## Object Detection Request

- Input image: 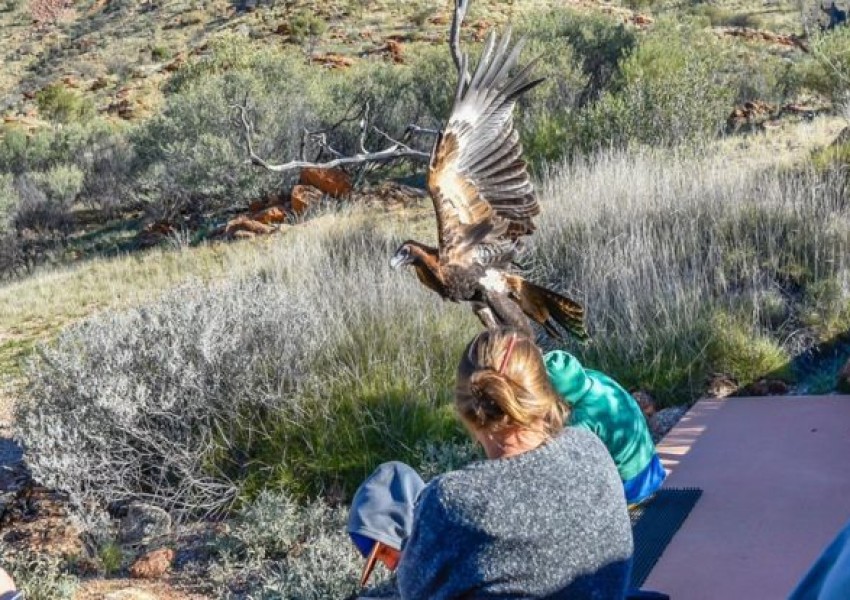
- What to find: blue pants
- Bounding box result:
[623,454,666,505]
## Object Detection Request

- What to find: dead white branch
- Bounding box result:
[450,0,472,89]
[235,103,429,173]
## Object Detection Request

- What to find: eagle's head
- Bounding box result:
[389,241,417,270]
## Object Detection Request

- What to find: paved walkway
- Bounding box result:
[644,396,850,599]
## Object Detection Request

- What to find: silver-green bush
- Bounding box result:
[17,277,328,518]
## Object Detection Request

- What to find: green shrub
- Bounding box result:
[134,37,320,218]
[624,0,658,11]
[518,8,635,107]
[9,175,72,233]
[812,140,850,172]
[31,164,84,204]
[577,19,734,151]
[0,173,14,232]
[35,84,95,124]
[288,9,328,44]
[151,45,171,61]
[1,0,26,12]
[0,119,116,174]
[791,28,850,104]
[514,8,633,166]
[79,131,137,214]
[731,50,798,104]
[801,278,850,338]
[97,542,124,576]
[136,36,448,220]
[691,5,765,29]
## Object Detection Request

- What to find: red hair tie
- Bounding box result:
[498,333,518,375]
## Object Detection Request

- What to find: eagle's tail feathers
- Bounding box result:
[507,275,589,342]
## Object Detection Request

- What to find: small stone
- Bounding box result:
[118,503,171,545]
[252,205,286,225]
[311,53,355,69]
[766,379,790,395]
[164,53,186,73]
[387,39,404,63]
[224,216,275,236]
[748,379,770,396]
[746,379,789,396]
[89,75,109,91]
[706,373,738,398]
[129,547,174,580]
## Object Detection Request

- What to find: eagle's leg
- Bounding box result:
[484,291,534,337]
[472,302,500,331]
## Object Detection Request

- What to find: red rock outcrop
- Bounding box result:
[129,548,174,580]
[290,184,323,216]
[299,167,352,197]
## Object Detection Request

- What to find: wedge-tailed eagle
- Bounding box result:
[390,29,588,341]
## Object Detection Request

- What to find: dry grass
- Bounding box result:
[0,207,424,410]
[1,113,841,410]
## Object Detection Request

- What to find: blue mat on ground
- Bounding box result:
[629,487,703,589]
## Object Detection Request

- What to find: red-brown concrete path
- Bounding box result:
[644,396,850,599]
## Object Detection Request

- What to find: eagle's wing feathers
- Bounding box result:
[427,29,543,267]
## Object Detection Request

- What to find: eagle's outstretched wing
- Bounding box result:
[427,29,544,268]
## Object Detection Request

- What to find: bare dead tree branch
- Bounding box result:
[450,0,471,88]
[405,124,440,137]
[235,103,429,173]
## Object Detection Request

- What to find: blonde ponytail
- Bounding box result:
[456,329,567,437]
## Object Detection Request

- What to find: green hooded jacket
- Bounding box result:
[544,350,655,481]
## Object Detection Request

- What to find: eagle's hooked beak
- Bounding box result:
[390,249,413,270]
[389,254,408,270]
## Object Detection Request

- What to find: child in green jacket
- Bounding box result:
[545,350,666,506]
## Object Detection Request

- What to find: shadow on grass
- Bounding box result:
[787,331,850,395]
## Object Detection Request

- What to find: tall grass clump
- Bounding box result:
[17,218,476,520]
[532,150,850,403]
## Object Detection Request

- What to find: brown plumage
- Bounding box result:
[390,29,588,341]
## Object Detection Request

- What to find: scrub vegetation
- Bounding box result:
[2,0,850,596]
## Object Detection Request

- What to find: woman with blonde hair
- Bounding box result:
[383,328,634,599]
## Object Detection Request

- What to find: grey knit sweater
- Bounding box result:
[395,427,633,599]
